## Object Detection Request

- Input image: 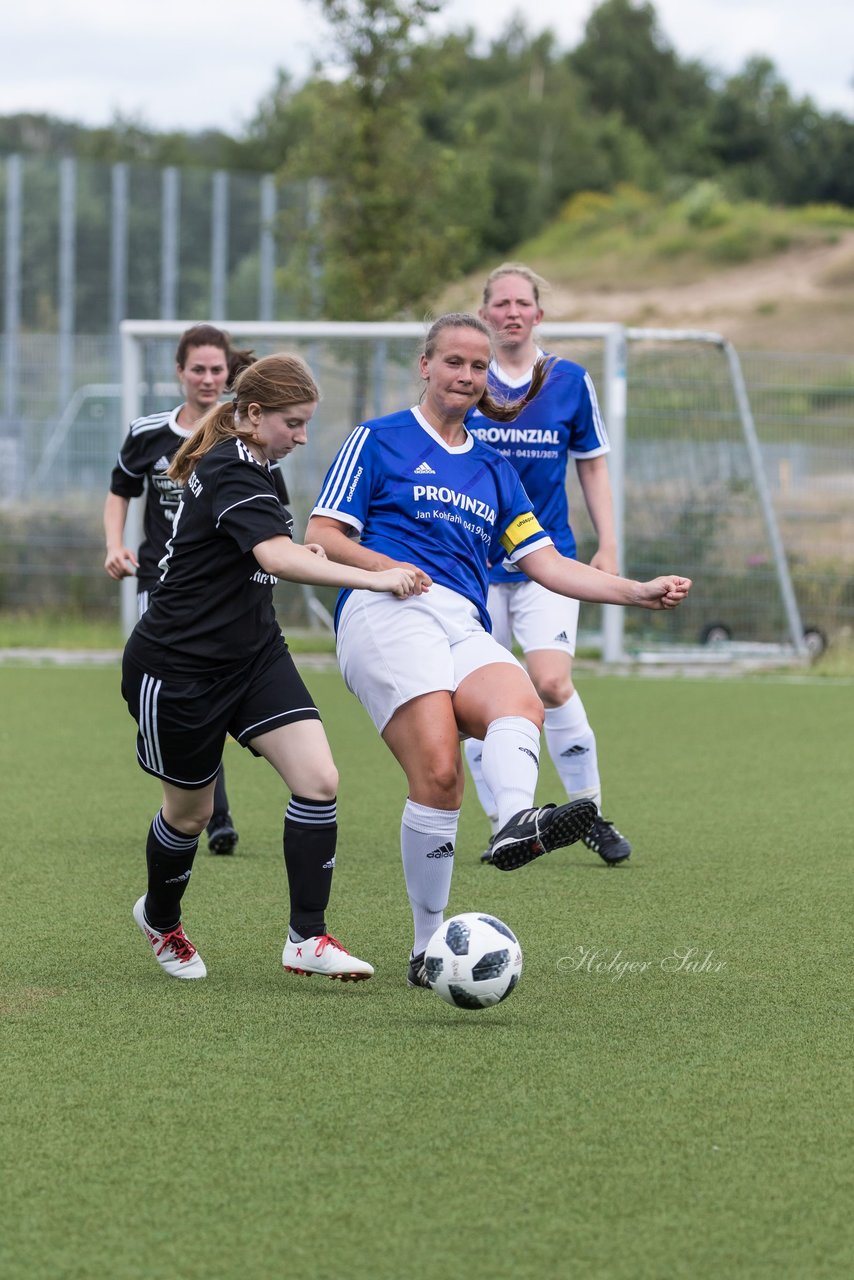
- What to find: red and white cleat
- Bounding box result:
[282,934,373,982]
[133,896,207,979]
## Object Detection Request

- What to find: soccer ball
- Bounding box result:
[425,913,523,1009]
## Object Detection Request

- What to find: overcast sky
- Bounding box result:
[3,0,852,134]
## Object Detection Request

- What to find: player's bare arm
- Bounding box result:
[518,544,691,610]
[252,534,420,598]
[575,455,618,574]
[306,514,433,592]
[103,491,138,579]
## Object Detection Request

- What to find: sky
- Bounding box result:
[2,0,852,134]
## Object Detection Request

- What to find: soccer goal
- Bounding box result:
[119,319,808,662]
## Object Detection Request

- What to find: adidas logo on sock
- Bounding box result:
[164,869,192,885]
[560,744,588,757]
[414,460,435,474]
[519,746,539,764]
[426,842,455,858]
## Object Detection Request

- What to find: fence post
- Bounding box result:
[259,174,276,322]
[110,164,129,375]
[160,167,180,320]
[3,154,22,430]
[210,171,229,320]
[58,157,76,422]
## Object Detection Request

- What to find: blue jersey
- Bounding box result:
[466,352,609,580]
[311,406,552,630]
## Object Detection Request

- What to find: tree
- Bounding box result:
[276,0,491,322]
[568,0,714,173]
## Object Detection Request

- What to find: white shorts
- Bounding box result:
[487,578,579,656]
[336,583,524,733]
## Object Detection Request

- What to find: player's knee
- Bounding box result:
[167,797,214,835]
[419,758,463,808]
[309,762,339,802]
[533,673,574,708]
[510,695,545,731]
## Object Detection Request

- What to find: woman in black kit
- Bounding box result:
[122,353,418,982]
[104,323,285,855]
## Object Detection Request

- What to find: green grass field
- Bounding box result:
[2,665,852,1279]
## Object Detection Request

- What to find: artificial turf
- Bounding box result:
[2,666,852,1278]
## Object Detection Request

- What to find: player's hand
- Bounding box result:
[636,576,692,610]
[373,558,435,596]
[373,567,422,598]
[398,562,432,594]
[590,548,618,575]
[104,546,139,580]
[305,542,328,559]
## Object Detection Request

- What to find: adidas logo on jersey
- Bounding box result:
[553,631,570,643]
[154,455,171,472]
[414,461,436,474]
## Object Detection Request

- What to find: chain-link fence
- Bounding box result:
[1,321,851,653]
[1,152,852,649]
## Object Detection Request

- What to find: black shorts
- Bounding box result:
[121,636,321,789]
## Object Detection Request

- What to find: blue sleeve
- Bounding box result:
[568,369,610,457]
[311,425,376,531]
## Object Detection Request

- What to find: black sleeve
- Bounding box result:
[272,465,290,506]
[108,429,147,498]
[212,455,294,555]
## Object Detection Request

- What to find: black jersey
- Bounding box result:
[128,437,294,674]
[110,406,290,593]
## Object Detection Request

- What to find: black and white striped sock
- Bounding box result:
[284,795,337,941]
[144,809,200,932]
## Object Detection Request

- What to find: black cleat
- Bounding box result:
[582,816,632,864]
[407,951,432,988]
[207,812,239,856]
[489,799,597,871]
[479,837,495,865]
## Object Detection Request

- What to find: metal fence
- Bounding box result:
[1,152,313,431]
[0,317,851,653]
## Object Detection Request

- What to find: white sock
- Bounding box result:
[463,737,499,832]
[544,692,601,809]
[401,800,459,956]
[481,716,541,829]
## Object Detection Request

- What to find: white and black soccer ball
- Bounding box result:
[425,913,523,1009]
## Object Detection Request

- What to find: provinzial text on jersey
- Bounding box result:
[412,484,497,524]
[468,427,560,445]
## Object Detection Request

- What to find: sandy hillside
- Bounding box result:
[453,232,854,355]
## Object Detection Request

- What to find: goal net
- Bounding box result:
[119,319,807,662]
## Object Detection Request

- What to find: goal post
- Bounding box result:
[118,318,806,661]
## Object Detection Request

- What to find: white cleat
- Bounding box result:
[282,933,373,982]
[133,896,207,979]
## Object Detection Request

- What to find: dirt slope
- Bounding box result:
[549,231,854,353]
[451,232,854,355]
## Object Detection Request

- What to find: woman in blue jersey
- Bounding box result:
[123,353,419,982]
[104,324,281,857]
[306,314,691,988]
[464,264,633,865]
